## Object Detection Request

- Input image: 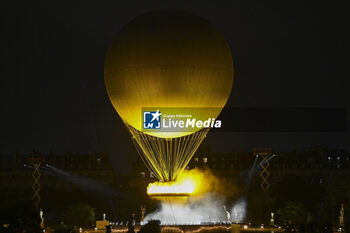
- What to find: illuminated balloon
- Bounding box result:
[105,11,233,181]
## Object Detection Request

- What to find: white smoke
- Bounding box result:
[144,193,228,225]
[230,197,247,223]
[143,169,247,225]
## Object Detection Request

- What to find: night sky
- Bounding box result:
[1,1,349,173]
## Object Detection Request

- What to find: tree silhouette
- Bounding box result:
[63,203,95,228]
[138,220,161,233]
[0,200,42,233]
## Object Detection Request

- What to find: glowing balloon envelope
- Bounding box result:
[105,11,233,181]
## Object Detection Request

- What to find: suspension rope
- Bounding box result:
[127,124,209,181]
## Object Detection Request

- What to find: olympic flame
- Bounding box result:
[147,169,209,197]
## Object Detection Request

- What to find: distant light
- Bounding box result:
[256,154,259,157]
[328,157,331,160]
[243,225,248,229]
[79,228,82,233]
[203,158,207,163]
